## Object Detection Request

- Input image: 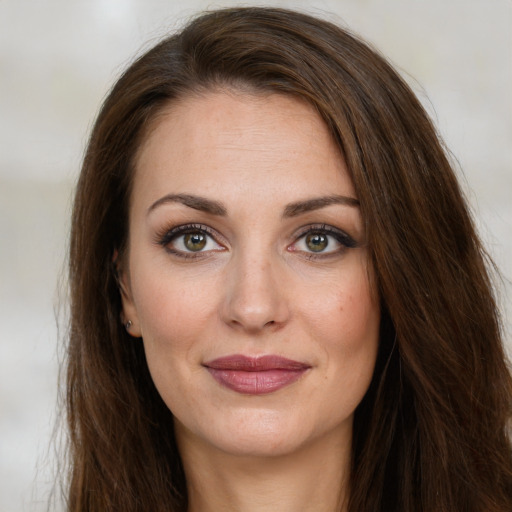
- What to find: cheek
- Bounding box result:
[305,259,379,344]
[336,271,380,365]
[131,271,215,408]
[304,262,380,394]
[132,261,217,343]
[130,264,224,403]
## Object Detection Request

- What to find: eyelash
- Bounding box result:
[155,223,225,260]
[155,223,357,260]
[291,224,357,260]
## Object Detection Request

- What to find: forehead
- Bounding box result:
[132,90,355,207]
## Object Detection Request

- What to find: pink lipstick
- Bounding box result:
[203,355,310,395]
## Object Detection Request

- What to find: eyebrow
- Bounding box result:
[147,193,359,217]
[148,193,227,216]
[282,195,360,217]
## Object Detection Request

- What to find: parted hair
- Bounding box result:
[66,7,512,511]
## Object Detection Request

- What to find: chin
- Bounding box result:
[175,406,351,459]
[220,427,303,458]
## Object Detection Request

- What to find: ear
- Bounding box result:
[113,249,142,338]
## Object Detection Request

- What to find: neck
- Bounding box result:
[177,426,351,512]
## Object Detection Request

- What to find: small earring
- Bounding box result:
[125,320,133,331]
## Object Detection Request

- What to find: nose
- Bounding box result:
[220,251,290,333]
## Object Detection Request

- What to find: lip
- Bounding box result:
[203,355,311,395]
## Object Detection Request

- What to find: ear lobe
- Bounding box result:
[113,250,142,338]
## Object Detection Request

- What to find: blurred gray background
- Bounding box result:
[1,1,510,510]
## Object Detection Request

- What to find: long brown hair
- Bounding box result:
[66,7,512,511]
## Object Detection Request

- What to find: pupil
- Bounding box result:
[184,232,206,251]
[306,233,328,252]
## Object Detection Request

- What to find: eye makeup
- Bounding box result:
[288,223,358,260]
[154,223,226,260]
[154,219,358,263]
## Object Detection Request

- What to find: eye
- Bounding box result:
[303,232,329,252]
[289,225,357,257]
[181,232,208,252]
[157,224,225,257]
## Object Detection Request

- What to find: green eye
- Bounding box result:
[184,232,207,251]
[305,233,328,252]
[158,223,226,258]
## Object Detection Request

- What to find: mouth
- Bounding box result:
[203,355,311,395]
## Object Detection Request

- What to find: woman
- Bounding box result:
[66,6,512,511]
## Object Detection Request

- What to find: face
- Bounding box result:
[120,91,380,458]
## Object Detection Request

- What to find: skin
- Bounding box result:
[120,90,380,512]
